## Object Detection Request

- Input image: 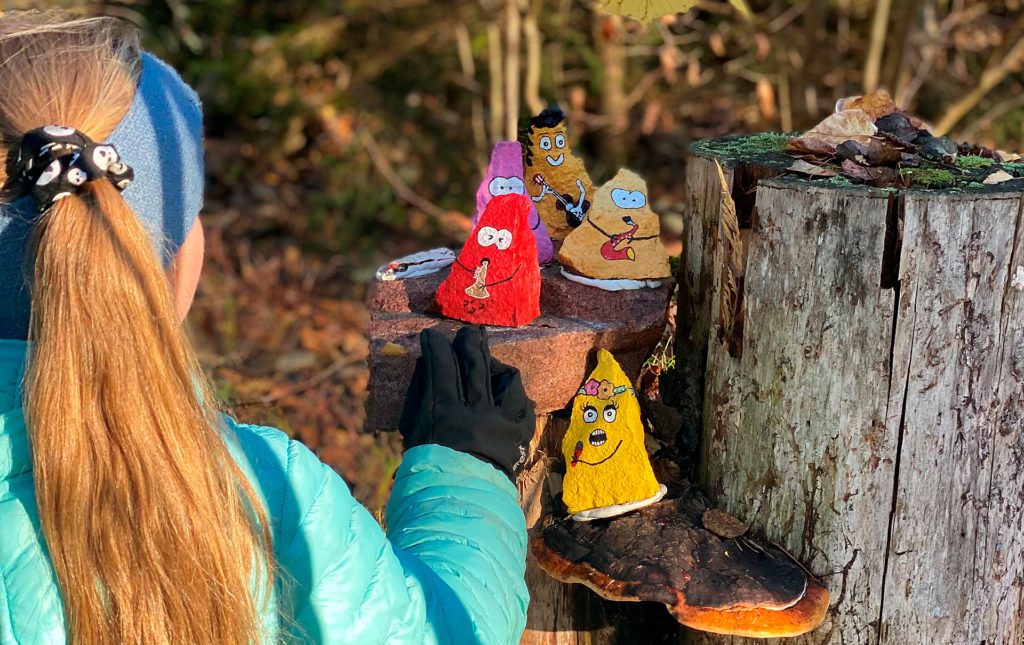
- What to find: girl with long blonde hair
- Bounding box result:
[0,13,531,645]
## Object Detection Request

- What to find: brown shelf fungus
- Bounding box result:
[532,496,829,637]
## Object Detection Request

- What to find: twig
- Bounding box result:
[899,1,988,109]
[504,0,523,141]
[960,91,1024,142]
[862,0,892,93]
[523,0,544,116]
[487,20,504,143]
[259,356,357,405]
[357,127,447,219]
[624,68,665,110]
[934,11,1024,136]
[229,355,359,408]
[455,23,489,173]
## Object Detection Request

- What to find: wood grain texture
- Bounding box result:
[681,149,1024,644]
[880,192,1024,642]
[688,180,899,645]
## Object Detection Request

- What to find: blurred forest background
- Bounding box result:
[25,0,1024,508]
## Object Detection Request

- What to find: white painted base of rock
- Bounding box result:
[570,484,668,522]
[560,267,663,292]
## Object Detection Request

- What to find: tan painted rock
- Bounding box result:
[558,169,671,281]
[523,108,595,241]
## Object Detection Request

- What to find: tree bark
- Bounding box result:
[678,146,1024,644]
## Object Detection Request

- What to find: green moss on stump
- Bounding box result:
[956,155,995,169]
[691,132,791,157]
[900,167,955,188]
[691,133,1024,193]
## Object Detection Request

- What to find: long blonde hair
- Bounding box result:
[0,14,272,644]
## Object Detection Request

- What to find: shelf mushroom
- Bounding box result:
[532,496,830,638]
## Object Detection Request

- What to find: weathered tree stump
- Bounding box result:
[678,137,1024,644]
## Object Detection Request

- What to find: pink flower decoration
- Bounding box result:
[583,379,601,396]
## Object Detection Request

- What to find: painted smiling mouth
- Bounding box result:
[546,153,565,166]
[571,439,622,467]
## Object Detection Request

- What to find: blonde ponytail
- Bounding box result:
[0,14,271,645]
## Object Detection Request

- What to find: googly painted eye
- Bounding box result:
[495,229,513,251]
[603,406,618,423]
[506,177,525,194]
[611,188,647,210]
[554,133,566,149]
[477,226,498,247]
[539,135,552,151]
[583,406,598,423]
[489,176,520,196]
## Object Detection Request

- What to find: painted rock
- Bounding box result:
[522,108,595,241]
[558,169,671,281]
[436,193,541,328]
[561,349,666,521]
[473,140,554,265]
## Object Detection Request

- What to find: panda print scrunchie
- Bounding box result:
[15,125,135,207]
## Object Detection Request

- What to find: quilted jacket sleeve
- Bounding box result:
[229,420,529,645]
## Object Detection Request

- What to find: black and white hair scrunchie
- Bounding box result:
[15,125,135,206]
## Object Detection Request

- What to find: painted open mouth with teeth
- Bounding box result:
[589,429,607,447]
[546,153,565,166]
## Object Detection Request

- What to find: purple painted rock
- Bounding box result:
[474,140,555,265]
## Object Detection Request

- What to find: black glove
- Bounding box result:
[399,325,535,481]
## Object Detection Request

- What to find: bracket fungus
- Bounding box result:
[532,496,830,638]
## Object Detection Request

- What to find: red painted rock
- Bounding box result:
[436,193,541,327]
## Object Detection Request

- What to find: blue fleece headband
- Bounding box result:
[0,52,204,339]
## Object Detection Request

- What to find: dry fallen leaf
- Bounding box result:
[786,136,836,158]
[786,159,837,177]
[875,113,920,143]
[840,159,898,187]
[998,150,1022,162]
[983,170,1014,185]
[702,508,749,539]
[865,138,904,165]
[380,342,409,356]
[835,90,898,121]
[789,109,877,154]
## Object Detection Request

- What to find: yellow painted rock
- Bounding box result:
[561,349,666,521]
[523,108,595,241]
[558,169,671,281]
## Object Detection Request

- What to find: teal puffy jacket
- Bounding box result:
[0,340,529,644]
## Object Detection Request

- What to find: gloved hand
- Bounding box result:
[399,325,535,481]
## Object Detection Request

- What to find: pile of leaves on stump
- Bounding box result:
[784,90,1024,190]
